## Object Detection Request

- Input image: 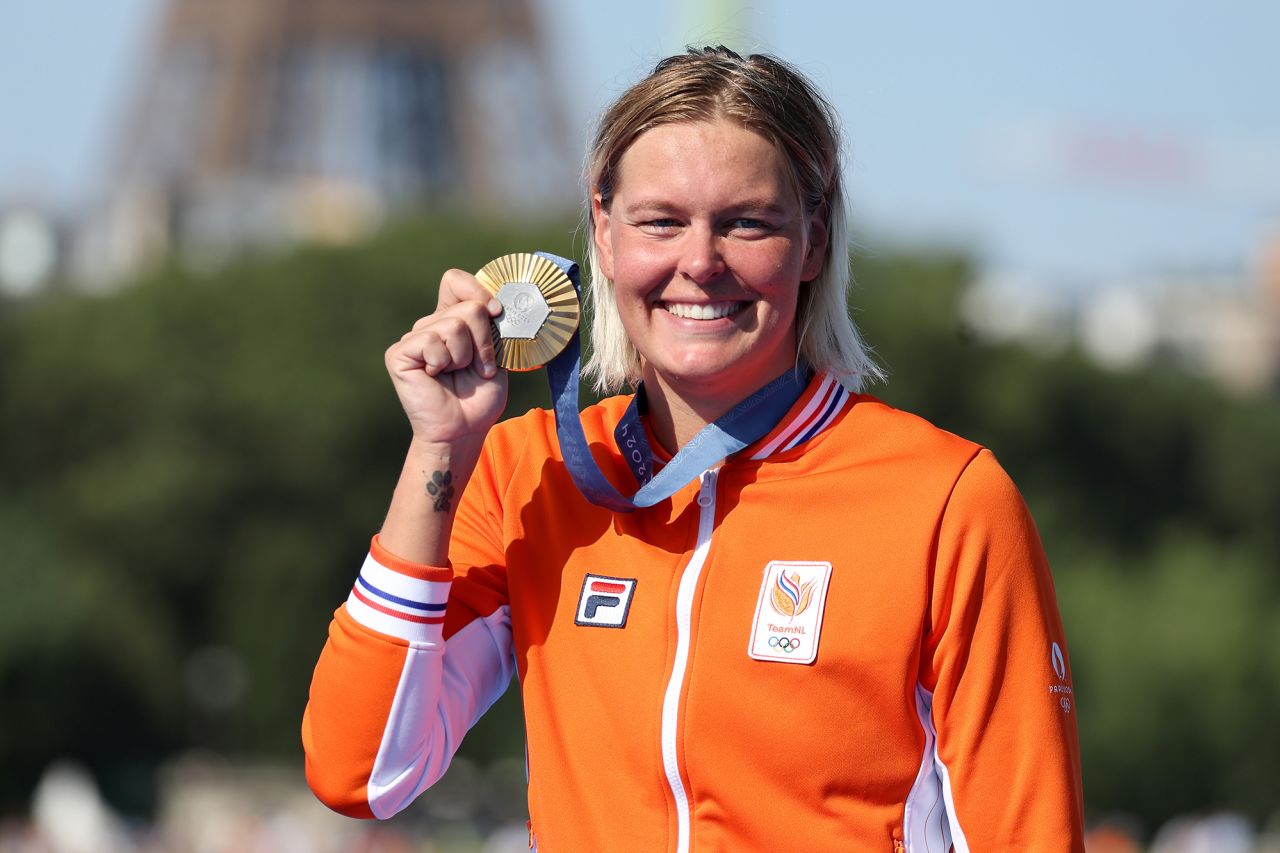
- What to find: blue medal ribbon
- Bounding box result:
[536,252,809,513]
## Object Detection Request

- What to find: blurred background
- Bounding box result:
[1,0,1278,850]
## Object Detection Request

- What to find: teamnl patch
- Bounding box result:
[574,574,637,628]
[748,561,832,664]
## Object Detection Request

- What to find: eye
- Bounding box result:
[639,218,681,233]
[727,217,776,236]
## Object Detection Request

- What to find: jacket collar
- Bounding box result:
[741,372,853,460]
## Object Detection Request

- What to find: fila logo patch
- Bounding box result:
[574,574,637,628]
[748,561,832,665]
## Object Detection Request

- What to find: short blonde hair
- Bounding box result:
[583,46,884,394]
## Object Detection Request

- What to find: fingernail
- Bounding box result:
[488,298,502,314]
[483,360,497,378]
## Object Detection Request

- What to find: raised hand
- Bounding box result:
[385,268,509,448]
[379,267,511,564]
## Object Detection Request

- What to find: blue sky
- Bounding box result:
[3,0,1278,283]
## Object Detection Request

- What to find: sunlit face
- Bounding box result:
[592,119,827,407]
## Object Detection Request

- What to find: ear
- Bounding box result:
[591,193,615,281]
[800,204,829,283]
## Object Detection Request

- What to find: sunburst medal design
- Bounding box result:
[474,253,580,372]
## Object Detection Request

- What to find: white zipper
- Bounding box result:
[660,468,719,853]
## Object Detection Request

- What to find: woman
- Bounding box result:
[304,47,1085,851]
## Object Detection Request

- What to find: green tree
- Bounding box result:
[0,216,573,812]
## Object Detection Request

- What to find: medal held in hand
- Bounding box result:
[474,253,580,372]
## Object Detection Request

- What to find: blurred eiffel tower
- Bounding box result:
[82,0,575,285]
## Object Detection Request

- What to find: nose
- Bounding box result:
[677,224,725,285]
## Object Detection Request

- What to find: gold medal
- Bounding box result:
[474,253,580,372]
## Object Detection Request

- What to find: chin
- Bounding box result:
[648,349,783,395]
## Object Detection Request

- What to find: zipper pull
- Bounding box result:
[697,468,718,506]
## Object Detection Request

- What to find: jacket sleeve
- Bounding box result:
[302,442,515,819]
[919,449,1085,851]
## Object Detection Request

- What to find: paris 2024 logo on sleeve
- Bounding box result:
[1049,641,1074,714]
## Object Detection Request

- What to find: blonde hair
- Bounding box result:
[583,46,884,394]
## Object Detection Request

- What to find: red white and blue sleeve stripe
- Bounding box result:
[345,551,451,645]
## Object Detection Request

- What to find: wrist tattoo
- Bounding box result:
[424,469,455,512]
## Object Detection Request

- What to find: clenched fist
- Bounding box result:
[386,268,509,448]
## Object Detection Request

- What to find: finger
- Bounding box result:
[432,317,476,376]
[450,300,500,378]
[387,333,445,377]
[416,336,455,377]
[398,299,501,378]
[474,316,499,379]
[430,300,501,378]
[397,315,482,378]
[411,298,500,335]
[438,268,504,317]
[389,317,464,372]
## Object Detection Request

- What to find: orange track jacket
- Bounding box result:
[304,373,1085,851]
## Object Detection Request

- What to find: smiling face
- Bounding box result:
[592,119,827,410]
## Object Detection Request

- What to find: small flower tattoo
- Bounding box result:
[425,470,455,512]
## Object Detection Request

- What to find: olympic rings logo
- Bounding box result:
[768,636,801,652]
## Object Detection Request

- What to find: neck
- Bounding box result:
[644,386,718,452]
[640,364,799,452]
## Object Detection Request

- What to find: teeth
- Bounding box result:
[664,302,741,320]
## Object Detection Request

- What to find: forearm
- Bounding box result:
[308,271,511,817]
[379,435,486,566]
[305,545,515,819]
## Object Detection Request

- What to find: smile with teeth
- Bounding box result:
[661,301,747,320]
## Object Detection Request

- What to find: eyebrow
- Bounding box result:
[622,201,680,217]
[622,198,792,217]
